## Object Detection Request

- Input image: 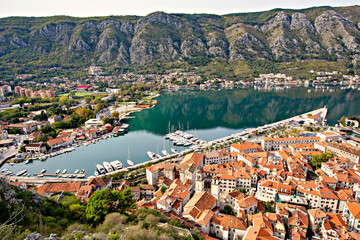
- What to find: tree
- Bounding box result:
[84,97,92,104]
[160,187,167,194]
[111,111,119,119]
[95,103,103,113]
[102,117,112,125]
[85,188,120,224]
[69,204,85,220]
[223,205,234,215]
[59,96,69,106]
[41,125,53,134]
[264,201,272,212]
[311,152,334,169]
[51,122,63,130]
[118,187,136,214]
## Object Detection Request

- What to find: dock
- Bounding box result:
[33,173,86,178]
[166,130,207,147]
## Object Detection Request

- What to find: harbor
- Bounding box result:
[1,88,360,179]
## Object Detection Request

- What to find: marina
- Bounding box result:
[1,88,360,178]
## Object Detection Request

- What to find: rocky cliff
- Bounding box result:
[0,6,359,66]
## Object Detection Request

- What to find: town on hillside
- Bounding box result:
[4,110,360,240]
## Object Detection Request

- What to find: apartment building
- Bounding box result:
[261,136,321,151]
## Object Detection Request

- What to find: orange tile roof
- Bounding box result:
[263,136,321,142]
[308,209,326,219]
[326,212,348,228]
[211,213,247,230]
[47,137,64,146]
[86,177,111,187]
[231,142,262,152]
[288,211,309,229]
[244,226,279,240]
[145,163,164,172]
[238,196,259,208]
[181,152,204,168]
[219,174,237,181]
[197,209,214,227]
[184,191,217,213]
[345,202,360,219]
[335,189,357,202]
[228,190,246,201]
[36,182,81,195]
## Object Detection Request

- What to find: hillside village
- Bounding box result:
[7,123,360,240]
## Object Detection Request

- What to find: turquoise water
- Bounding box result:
[2,88,360,177]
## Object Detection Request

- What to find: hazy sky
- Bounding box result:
[0,0,359,18]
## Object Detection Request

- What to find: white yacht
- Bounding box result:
[55,169,61,174]
[103,161,113,173]
[171,148,178,154]
[162,150,169,156]
[96,164,106,175]
[147,151,156,160]
[74,169,79,174]
[40,169,47,174]
[62,169,67,174]
[111,160,124,170]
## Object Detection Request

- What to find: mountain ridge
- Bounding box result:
[0,6,359,72]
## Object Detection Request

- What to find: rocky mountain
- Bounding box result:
[0,6,360,67]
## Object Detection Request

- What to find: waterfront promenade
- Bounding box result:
[207,107,328,146]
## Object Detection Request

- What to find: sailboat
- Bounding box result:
[127,147,134,166]
[162,138,169,156]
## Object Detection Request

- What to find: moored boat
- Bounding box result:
[127,159,134,166]
[147,151,156,159]
[16,169,27,176]
[103,161,114,173]
[111,160,124,170]
[40,169,47,173]
[96,164,106,175]
[55,169,61,174]
[127,147,134,166]
[162,150,169,156]
[62,169,67,174]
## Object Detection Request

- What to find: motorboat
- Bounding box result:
[111,160,124,170]
[147,151,156,160]
[103,161,113,173]
[16,169,27,176]
[96,164,106,175]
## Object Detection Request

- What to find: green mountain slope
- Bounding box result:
[0,6,359,77]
